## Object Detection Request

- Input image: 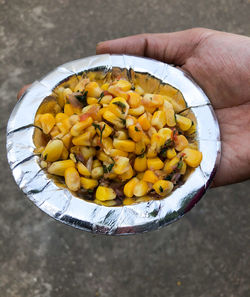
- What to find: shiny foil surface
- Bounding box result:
[6,54,221,235]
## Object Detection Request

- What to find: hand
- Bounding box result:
[96,28,250,187]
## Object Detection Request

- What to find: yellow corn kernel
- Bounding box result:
[167,148,177,159]
[95,186,116,201]
[61,146,69,160]
[158,127,172,139]
[165,108,176,127]
[133,180,149,197]
[77,162,91,177]
[128,125,143,142]
[142,134,151,145]
[135,196,152,203]
[151,133,166,150]
[182,148,202,167]
[103,110,125,129]
[85,125,96,138]
[50,126,61,138]
[164,156,180,175]
[176,114,192,131]
[40,113,55,134]
[101,83,109,90]
[123,197,135,205]
[48,160,75,176]
[134,155,147,172]
[64,103,74,116]
[115,129,128,140]
[128,105,145,116]
[147,157,164,170]
[109,97,129,117]
[114,79,131,91]
[87,97,98,105]
[97,151,113,163]
[78,147,95,161]
[175,135,188,151]
[142,94,164,108]
[55,113,69,123]
[70,116,93,136]
[34,114,42,128]
[185,122,196,136]
[124,177,139,198]
[73,78,89,92]
[179,160,187,175]
[85,82,102,98]
[93,122,113,138]
[127,91,141,108]
[109,149,128,158]
[135,84,144,95]
[135,141,146,155]
[56,118,72,135]
[142,170,159,184]
[69,153,77,163]
[34,146,44,154]
[69,114,79,126]
[40,160,47,168]
[94,199,117,207]
[72,132,91,146]
[136,172,144,180]
[113,139,135,153]
[107,85,128,99]
[147,126,157,138]
[92,159,102,168]
[147,143,158,158]
[120,165,134,181]
[61,133,72,149]
[126,115,137,128]
[99,95,113,105]
[138,113,151,131]
[151,110,167,130]
[80,177,98,190]
[64,167,81,191]
[113,156,130,174]
[153,180,173,196]
[91,166,104,179]
[57,87,72,107]
[102,137,113,152]
[42,139,63,162]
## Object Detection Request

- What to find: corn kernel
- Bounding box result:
[48,160,75,176]
[102,137,113,152]
[97,151,113,163]
[133,180,149,197]
[167,148,177,159]
[165,108,176,127]
[120,165,134,181]
[79,146,96,160]
[115,130,128,140]
[85,82,102,98]
[40,161,47,168]
[94,199,117,207]
[108,85,128,99]
[127,91,141,108]
[181,148,202,167]
[142,94,164,108]
[136,172,144,180]
[109,97,129,117]
[99,95,113,105]
[69,114,79,125]
[126,115,137,128]
[151,110,167,129]
[64,103,74,116]
[153,180,173,196]
[72,132,91,146]
[109,149,128,158]
[103,110,125,129]
[123,197,135,205]
[92,159,102,168]
[95,186,116,201]
[40,113,55,134]
[147,143,158,158]
[176,114,192,131]
[50,126,61,138]
[138,113,151,131]
[94,121,113,138]
[61,146,69,160]
[61,133,72,149]
[70,116,93,136]
[91,166,104,179]
[101,83,109,90]
[134,155,147,172]
[142,170,159,183]
[124,177,139,198]
[179,160,187,175]
[56,118,72,135]
[147,157,164,170]
[128,125,143,142]
[128,105,145,116]
[113,156,130,174]
[164,156,180,175]
[113,139,135,153]
[114,79,131,91]
[87,97,98,105]
[80,177,98,190]
[42,139,63,162]
[73,78,89,92]
[175,135,188,151]
[64,167,81,191]
[135,141,146,155]
[147,126,157,138]
[77,162,91,176]
[134,85,144,95]
[55,113,68,123]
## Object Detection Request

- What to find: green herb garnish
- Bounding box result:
[103,163,114,173]
[98,91,105,102]
[120,118,126,126]
[112,101,126,114]
[44,154,48,161]
[159,186,164,193]
[75,90,88,107]
[164,173,174,181]
[134,126,139,131]
[92,123,106,143]
[177,160,183,170]
[138,152,145,158]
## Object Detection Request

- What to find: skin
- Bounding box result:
[18,28,250,187]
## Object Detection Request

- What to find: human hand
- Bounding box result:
[96,28,250,187]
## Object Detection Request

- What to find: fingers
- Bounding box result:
[17,84,31,100]
[96,28,213,66]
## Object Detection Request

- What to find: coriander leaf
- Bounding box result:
[75,91,88,107]
[134,126,139,131]
[103,163,114,173]
[112,101,126,114]
[98,91,105,102]
[159,186,164,193]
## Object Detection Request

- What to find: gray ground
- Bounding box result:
[0,0,250,296]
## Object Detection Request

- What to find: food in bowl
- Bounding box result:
[33,69,202,206]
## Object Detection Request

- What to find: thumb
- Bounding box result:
[96,28,212,66]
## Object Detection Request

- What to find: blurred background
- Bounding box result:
[1,0,249,296]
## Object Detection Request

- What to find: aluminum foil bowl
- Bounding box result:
[6,54,221,235]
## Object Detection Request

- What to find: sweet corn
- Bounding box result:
[147,157,164,170]
[108,85,128,99]
[94,199,117,207]
[167,148,177,159]
[72,132,91,146]
[64,103,74,116]
[73,78,89,92]
[176,114,192,131]
[114,79,131,91]
[113,156,130,174]
[165,108,176,127]
[80,146,96,160]
[124,177,139,198]
[94,121,113,138]
[153,180,173,196]
[80,177,98,190]
[142,170,158,184]
[69,153,77,163]
[97,151,113,163]
[134,155,147,172]
[109,97,129,117]
[126,115,137,128]
[175,135,188,151]
[61,133,72,149]
[48,160,75,176]
[95,186,116,201]
[128,125,143,142]
[61,146,69,160]
[133,180,149,197]
[55,113,68,123]
[120,165,134,181]
[92,159,102,168]
[181,148,202,167]
[147,143,158,158]
[151,110,167,130]
[115,130,128,140]
[101,83,109,90]
[56,118,72,135]
[103,110,125,129]
[109,149,128,158]
[134,84,144,95]
[77,162,91,177]
[127,91,141,108]
[42,139,63,162]
[70,116,93,136]
[99,95,113,105]
[179,160,187,175]
[113,139,135,152]
[123,197,135,205]
[102,137,113,152]
[138,113,151,131]
[142,94,164,107]
[40,113,55,134]
[136,172,144,180]
[64,167,81,191]
[85,82,102,98]
[87,97,98,105]
[135,141,146,155]
[164,156,180,175]
[91,166,104,179]
[50,126,61,138]
[128,105,145,116]
[69,114,79,125]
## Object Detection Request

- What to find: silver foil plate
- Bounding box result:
[6,54,221,235]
